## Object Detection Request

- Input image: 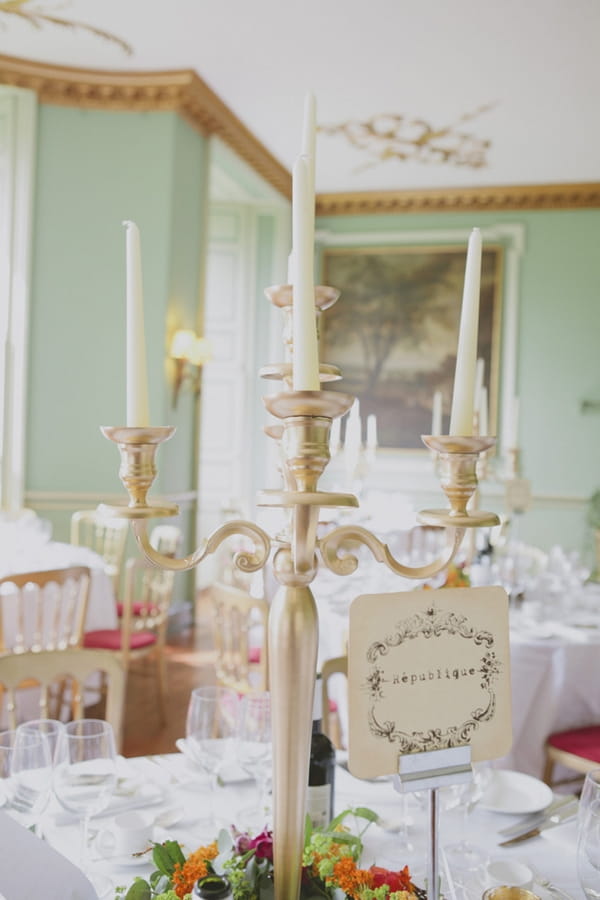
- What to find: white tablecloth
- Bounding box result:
[18,752,584,900]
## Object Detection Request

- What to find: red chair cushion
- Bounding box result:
[116,602,149,617]
[547,725,600,762]
[248,646,261,664]
[83,629,157,651]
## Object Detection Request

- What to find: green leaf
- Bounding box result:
[353,806,379,822]
[123,880,152,900]
[152,841,177,878]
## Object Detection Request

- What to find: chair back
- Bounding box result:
[71,510,129,591]
[0,648,125,749]
[0,566,91,653]
[150,525,182,557]
[321,655,348,748]
[210,582,269,693]
[119,558,175,661]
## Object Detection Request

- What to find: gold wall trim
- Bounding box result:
[316,182,600,216]
[0,53,292,200]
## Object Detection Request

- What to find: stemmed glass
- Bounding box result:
[53,719,117,890]
[578,768,600,899]
[0,730,17,808]
[236,691,272,828]
[9,726,53,832]
[442,762,492,873]
[185,686,239,832]
[18,719,65,765]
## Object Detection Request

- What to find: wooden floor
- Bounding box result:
[120,603,217,758]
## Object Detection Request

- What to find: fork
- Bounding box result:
[531,869,575,900]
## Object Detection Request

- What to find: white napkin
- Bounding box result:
[0,810,98,899]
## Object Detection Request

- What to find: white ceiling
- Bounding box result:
[2,0,599,194]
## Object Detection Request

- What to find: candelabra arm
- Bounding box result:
[131,518,272,573]
[319,525,466,581]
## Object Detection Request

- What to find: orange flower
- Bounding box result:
[330,857,373,898]
[172,841,219,899]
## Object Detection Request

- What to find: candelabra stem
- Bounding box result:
[269,583,319,900]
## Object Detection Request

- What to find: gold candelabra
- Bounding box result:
[100,283,499,900]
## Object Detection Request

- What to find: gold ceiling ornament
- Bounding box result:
[315,182,600,216]
[319,103,496,171]
[0,0,132,55]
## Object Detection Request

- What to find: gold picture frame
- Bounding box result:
[320,242,504,451]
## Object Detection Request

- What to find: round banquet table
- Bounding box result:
[1,751,583,900]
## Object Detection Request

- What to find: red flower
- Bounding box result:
[369,865,413,893]
[248,829,274,861]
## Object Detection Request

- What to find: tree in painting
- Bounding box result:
[321,246,500,450]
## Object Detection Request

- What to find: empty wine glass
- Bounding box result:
[236,691,272,828]
[186,686,239,832]
[53,719,117,888]
[18,719,65,765]
[578,796,600,899]
[442,762,492,873]
[10,726,53,831]
[0,730,17,808]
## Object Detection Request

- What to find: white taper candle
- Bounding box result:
[123,220,149,427]
[449,228,483,435]
[291,157,319,391]
[432,390,443,436]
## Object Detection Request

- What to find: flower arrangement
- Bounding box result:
[116,807,423,900]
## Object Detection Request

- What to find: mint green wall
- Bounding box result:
[27,106,208,597]
[316,208,600,558]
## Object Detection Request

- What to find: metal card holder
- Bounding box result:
[394,746,474,900]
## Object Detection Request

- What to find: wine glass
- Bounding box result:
[53,719,117,889]
[0,730,17,808]
[578,795,600,899]
[185,686,239,831]
[10,726,53,831]
[236,691,272,827]
[580,768,600,827]
[18,719,65,765]
[442,762,492,873]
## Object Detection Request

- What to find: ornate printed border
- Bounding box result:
[365,604,502,753]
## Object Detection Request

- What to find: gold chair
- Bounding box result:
[321,655,347,749]
[0,648,125,750]
[210,582,269,693]
[542,725,600,787]
[83,558,176,724]
[70,509,129,592]
[0,566,91,653]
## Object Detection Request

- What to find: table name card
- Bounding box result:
[347,586,512,779]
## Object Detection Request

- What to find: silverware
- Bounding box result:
[498,800,578,846]
[498,794,577,837]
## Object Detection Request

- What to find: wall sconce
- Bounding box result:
[170,329,211,407]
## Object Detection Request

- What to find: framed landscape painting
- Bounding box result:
[320,243,504,451]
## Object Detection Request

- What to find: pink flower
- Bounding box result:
[248,829,274,861]
[234,828,274,861]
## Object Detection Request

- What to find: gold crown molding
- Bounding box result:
[316,182,600,216]
[0,53,291,200]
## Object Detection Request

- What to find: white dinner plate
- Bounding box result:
[479,769,554,814]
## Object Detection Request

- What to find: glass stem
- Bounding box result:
[81,814,91,869]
